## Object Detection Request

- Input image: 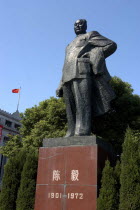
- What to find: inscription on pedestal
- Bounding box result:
[48,169,84,201]
[34,137,114,210]
[34,145,97,210]
[48,192,84,200]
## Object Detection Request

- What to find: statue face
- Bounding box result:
[74,19,87,35]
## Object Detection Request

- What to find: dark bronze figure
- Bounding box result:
[56,19,117,137]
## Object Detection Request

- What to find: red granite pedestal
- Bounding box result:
[34,136,114,210]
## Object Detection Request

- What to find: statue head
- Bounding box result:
[74,19,87,35]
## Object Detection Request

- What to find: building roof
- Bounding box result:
[0,109,22,121]
[12,110,22,120]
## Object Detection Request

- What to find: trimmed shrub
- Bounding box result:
[16,149,38,210]
[0,150,26,210]
[119,128,140,210]
[97,160,118,210]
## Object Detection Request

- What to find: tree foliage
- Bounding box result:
[21,97,67,148]
[0,150,26,210]
[93,76,140,153]
[19,77,140,154]
[97,160,118,210]
[0,77,139,209]
[119,128,140,210]
[0,135,23,158]
[114,160,121,208]
[0,77,139,156]
[0,98,67,209]
[16,149,38,210]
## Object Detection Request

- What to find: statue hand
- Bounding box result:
[56,87,63,97]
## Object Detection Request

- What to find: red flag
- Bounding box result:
[12,89,20,93]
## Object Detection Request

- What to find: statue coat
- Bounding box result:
[60,31,117,116]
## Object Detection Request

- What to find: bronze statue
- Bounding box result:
[56,19,117,137]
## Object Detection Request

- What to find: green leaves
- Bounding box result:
[0,135,23,158]
[1,77,139,156]
[0,150,27,210]
[16,149,38,210]
[93,76,140,154]
[98,128,140,210]
[21,97,67,148]
[119,128,140,210]
[97,160,120,210]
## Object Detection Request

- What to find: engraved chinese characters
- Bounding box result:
[49,169,83,200]
[52,170,60,181]
[71,170,79,181]
[52,169,79,182]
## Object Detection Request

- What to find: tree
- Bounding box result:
[0,98,67,209]
[0,77,139,209]
[97,160,118,210]
[114,160,121,208]
[16,149,38,210]
[21,97,67,148]
[0,77,139,156]
[20,78,140,153]
[0,135,22,158]
[119,128,140,210]
[93,76,140,154]
[0,149,26,210]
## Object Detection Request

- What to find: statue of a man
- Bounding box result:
[56,19,117,137]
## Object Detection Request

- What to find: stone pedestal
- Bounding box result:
[34,136,114,210]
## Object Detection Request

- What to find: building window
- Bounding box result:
[5,120,12,127]
[3,136,9,145]
[3,136,9,141]
[14,124,21,130]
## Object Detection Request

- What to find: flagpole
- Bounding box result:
[17,87,21,111]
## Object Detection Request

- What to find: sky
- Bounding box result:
[0,0,139,114]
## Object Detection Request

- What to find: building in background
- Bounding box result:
[0,109,22,189]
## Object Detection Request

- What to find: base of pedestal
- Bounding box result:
[34,136,114,210]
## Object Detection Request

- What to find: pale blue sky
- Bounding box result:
[0,0,139,113]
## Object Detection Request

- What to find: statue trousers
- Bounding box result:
[63,78,92,136]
